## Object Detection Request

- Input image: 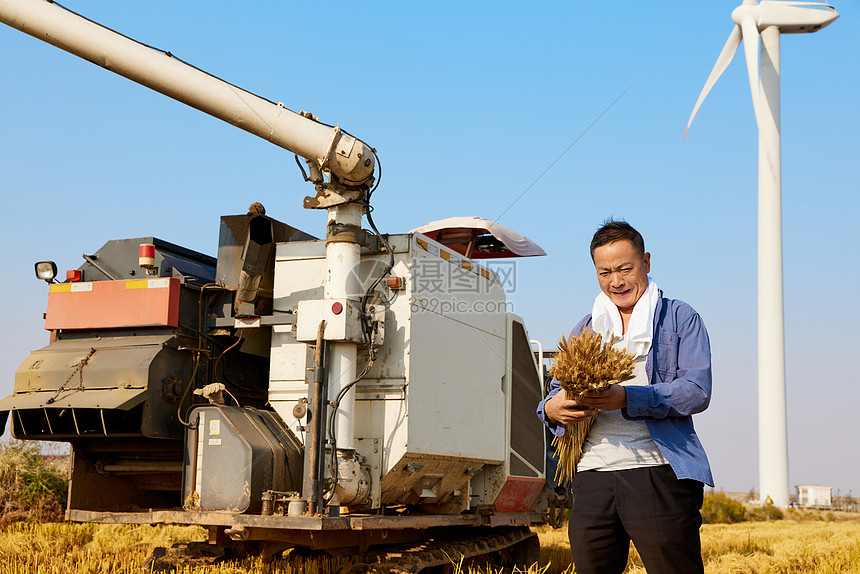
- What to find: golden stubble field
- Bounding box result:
[1,515,859,574]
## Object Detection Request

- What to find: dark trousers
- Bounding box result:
[569,465,704,574]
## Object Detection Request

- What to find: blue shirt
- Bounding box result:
[537,295,714,486]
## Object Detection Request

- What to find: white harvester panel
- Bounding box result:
[295,298,366,344]
[268,233,530,511]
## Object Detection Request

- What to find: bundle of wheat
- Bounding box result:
[548,328,636,483]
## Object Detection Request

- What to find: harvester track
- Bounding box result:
[341,526,539,573]
[143,525,539,573]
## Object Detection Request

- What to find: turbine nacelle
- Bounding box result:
[732,2,839,34]
[684,0,839,139]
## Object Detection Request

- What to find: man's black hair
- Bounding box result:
[589,219,645,260]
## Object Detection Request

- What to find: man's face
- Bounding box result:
[592,240,651,314]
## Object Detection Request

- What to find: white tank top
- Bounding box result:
[576,334,668,472]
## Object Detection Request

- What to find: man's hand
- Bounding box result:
[544,392,598,425]
[577,385,628,411]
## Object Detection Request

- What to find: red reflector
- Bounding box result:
[139,243,156,268]
[386,276,404,289]
[331,302,343,315]
[66,269,82,282]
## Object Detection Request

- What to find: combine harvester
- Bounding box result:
[0,0,565,570]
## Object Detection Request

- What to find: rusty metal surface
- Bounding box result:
[140,526,538,572]
[67,508,536,532]
[380,453,481,510]
[0,387,146,411]
[69,509,346,530]
[71,509,541,570]
[66,439,184,513]
[221,525,434,551]
[349,514,480,531]
[479,463,507,509]
[12,334,173,396]
[7,332,193,440]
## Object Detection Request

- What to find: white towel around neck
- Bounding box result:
[590,278,660,358]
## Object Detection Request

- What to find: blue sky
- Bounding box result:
[1,1,858,496]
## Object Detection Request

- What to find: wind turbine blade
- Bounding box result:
[739,14,764,132]
[684,25,742,139]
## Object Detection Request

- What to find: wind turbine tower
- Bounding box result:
[685,1,838,507]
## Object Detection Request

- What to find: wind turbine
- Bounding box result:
[685,1,838,508]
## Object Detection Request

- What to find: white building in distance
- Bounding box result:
[796,485,832,509]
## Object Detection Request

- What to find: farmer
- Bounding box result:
[537,219,713,574]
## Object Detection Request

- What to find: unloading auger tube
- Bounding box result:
[0,0,375,192]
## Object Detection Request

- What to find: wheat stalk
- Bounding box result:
[548,328,636,484]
